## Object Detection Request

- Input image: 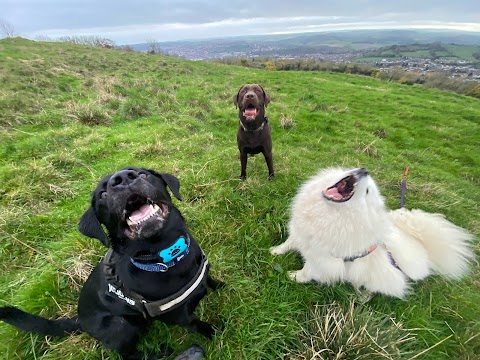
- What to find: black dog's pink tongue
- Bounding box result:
[130,204,154,222]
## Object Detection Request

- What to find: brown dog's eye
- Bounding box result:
[100,191,107,199]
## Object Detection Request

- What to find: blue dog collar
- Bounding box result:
[130,235,191,272]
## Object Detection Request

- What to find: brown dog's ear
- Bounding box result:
[233,85,245,108]
[79,207,110,247]
[264,92,271,107]
[260,86,271,108]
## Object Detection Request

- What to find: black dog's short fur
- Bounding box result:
[234,84,274,179]
[0,167,223,360]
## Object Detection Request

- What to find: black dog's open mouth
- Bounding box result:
[124,194,169,239]
[322,175,358,202]
[242,104,259,120]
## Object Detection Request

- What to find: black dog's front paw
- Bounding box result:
[207,276,225,290]
[198,321,216,339]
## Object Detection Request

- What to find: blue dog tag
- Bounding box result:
[159,237,188,263]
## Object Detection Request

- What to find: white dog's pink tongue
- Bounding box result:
[325,188,341,198]
[244,109,257,117]
[130,204,153,222]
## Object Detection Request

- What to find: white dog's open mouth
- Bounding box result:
[322,175,357,202]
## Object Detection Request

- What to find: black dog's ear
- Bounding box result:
[148,170,182,201]
[159,173,182,201]
[79,207,110,247]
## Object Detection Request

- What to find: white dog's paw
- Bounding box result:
[354,287,375,303]
[288,270,311,283]
[270,246,280,256]
[270,244,287,256]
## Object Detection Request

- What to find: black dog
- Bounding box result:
[233,84,274,179]
[0,167,223,360]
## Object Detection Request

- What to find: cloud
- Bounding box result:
[2,0,480,44]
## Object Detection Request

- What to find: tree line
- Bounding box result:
[213,57,480,100]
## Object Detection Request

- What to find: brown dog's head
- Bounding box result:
[233,84,270,121]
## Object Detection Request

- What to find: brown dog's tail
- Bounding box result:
[0,306,82,336]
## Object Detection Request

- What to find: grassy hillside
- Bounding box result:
[0,37,479,360]
[360,43,480,62]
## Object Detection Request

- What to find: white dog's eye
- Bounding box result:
[366,188,369,195]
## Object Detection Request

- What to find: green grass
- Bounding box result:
[0,37,479,359]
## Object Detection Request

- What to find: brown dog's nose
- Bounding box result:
[245,92,255,99]
[108,169,141,188]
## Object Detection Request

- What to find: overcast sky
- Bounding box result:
[2,0,480,45]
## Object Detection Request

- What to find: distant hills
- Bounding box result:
[129,29,480,60]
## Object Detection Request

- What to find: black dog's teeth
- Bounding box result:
[126,204,162,227]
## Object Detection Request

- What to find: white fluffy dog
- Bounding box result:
[270,167,474,298]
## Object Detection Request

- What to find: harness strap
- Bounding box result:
[144,256,208,317]
[343,245,378,262]
[342,243,404,273]
[103,249,209,318]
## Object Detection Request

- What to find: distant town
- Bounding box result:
[158,45,480,81]
[131,30,480,82]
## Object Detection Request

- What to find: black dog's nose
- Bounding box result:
[108,169,141,188]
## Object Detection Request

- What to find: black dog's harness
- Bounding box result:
[103,243,209,318]
[239,116,269,133]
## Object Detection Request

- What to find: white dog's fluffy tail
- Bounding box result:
[390,208,474,279]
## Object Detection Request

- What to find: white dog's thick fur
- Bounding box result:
[270,167,474,298]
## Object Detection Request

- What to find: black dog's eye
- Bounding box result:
[100,191,107,199]
[139,173,147,179]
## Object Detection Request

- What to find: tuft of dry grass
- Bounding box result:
[65,100,111,125]
[280,114,296,129]
[288,301,418,360]
[354,139,379,158]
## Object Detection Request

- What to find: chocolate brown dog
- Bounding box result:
[233,84,274,179]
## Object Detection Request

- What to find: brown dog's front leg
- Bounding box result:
[240,152,248,179]
[263,152,274,179]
